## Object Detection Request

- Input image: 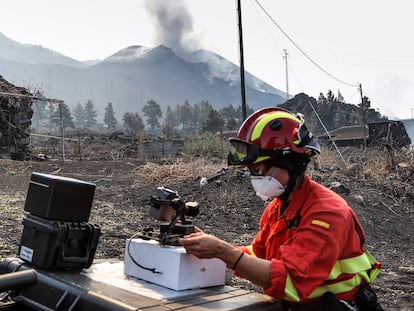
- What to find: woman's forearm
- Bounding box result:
[217,242,272,289]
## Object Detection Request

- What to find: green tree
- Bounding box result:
[84,100,97,129]
[334,109,347,127]
[326,90,335,102]
[193,100,212,133]
[123,112,144,134]
[45,102,57,132]
[104,102,118,132]
[72,103,86,128]
[163,106,177,137]
[142,99,162,133]
[337,90,344,103]
[317,93,327,105]
[219,104,240,130]
[225,117,238,130]
[235,105,254,121]
[50,103,75,130]
[202,108,223,133]
[219,104,237,120]
[176,100,193,131]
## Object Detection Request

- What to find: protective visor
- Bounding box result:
[227,138,288,166]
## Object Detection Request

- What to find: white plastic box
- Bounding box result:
[124,238,226,291]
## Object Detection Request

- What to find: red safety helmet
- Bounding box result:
[228,107,320,166]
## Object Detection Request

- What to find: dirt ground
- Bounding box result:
[0,146,412,310]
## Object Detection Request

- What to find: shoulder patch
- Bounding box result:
[311,219,330,229]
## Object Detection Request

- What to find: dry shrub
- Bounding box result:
[131,157,226,187]
[318,146,414,209]
[350,148,412,181]
[315,147,344,169]
[318,146,413,179]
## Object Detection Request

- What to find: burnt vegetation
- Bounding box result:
[0,76,413,310]
[0,143,413,310]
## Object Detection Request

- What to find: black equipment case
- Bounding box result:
[24,172,96,222]
[18,214,100,270]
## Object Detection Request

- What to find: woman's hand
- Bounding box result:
[179,231,272,289]
[193,226,203,233]
[178,232,226,259]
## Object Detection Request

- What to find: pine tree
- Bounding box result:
[202,108,223,133]
[163,106,177,137]
[46,102,56,132]
[193,100,212,133]
[72,103,86,128]
[225,117,238,130]
[84,100,97,129]
[104,102,118,132]
[50,103,75,131]
[123,112,144,135]
[142,99,162,133]
[177,100,193,132]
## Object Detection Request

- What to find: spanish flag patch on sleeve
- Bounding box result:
[311,219,330,229]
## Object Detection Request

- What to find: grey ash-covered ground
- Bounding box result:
[0,152,412,310]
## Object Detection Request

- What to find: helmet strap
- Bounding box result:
[278,172,301,202]
[266,153,309,202]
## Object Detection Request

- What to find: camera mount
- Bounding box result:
[140,187,200,245]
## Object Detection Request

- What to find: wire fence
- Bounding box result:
[29,132,227,163]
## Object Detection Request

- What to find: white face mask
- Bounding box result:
[250,169,286,201]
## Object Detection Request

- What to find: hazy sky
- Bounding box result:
[1,0,413,119]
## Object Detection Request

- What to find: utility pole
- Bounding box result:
[283,49,289,101]
[359,83,367,149]
[237,0,247,120]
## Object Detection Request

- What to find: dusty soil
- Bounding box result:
[0,147,412,310]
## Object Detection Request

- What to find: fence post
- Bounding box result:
[138,129,143,160]
[220,128,224,160]
[77,132,81,161]
[59,102,65,162]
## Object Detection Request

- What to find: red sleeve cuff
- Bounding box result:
[263,258,287,300]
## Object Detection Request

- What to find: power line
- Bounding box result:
[343,90,360,103]
[253,0,359,88]
[308,100,347,165]
[361,89,400,120]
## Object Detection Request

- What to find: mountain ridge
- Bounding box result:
[0,32,286,120]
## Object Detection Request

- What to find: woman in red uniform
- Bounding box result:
[179,107,383,310]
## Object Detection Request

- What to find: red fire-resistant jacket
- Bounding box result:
[240,174,379,303]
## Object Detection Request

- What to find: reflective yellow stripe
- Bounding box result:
[328,250,376,280]
[308,271,369,299]
[283,250,381,302]
[251,112,299,141]
[285,270,380,302]
[246,245,257,257]
[284,273,300,302]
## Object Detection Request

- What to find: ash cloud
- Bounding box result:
[144,0,200,59]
